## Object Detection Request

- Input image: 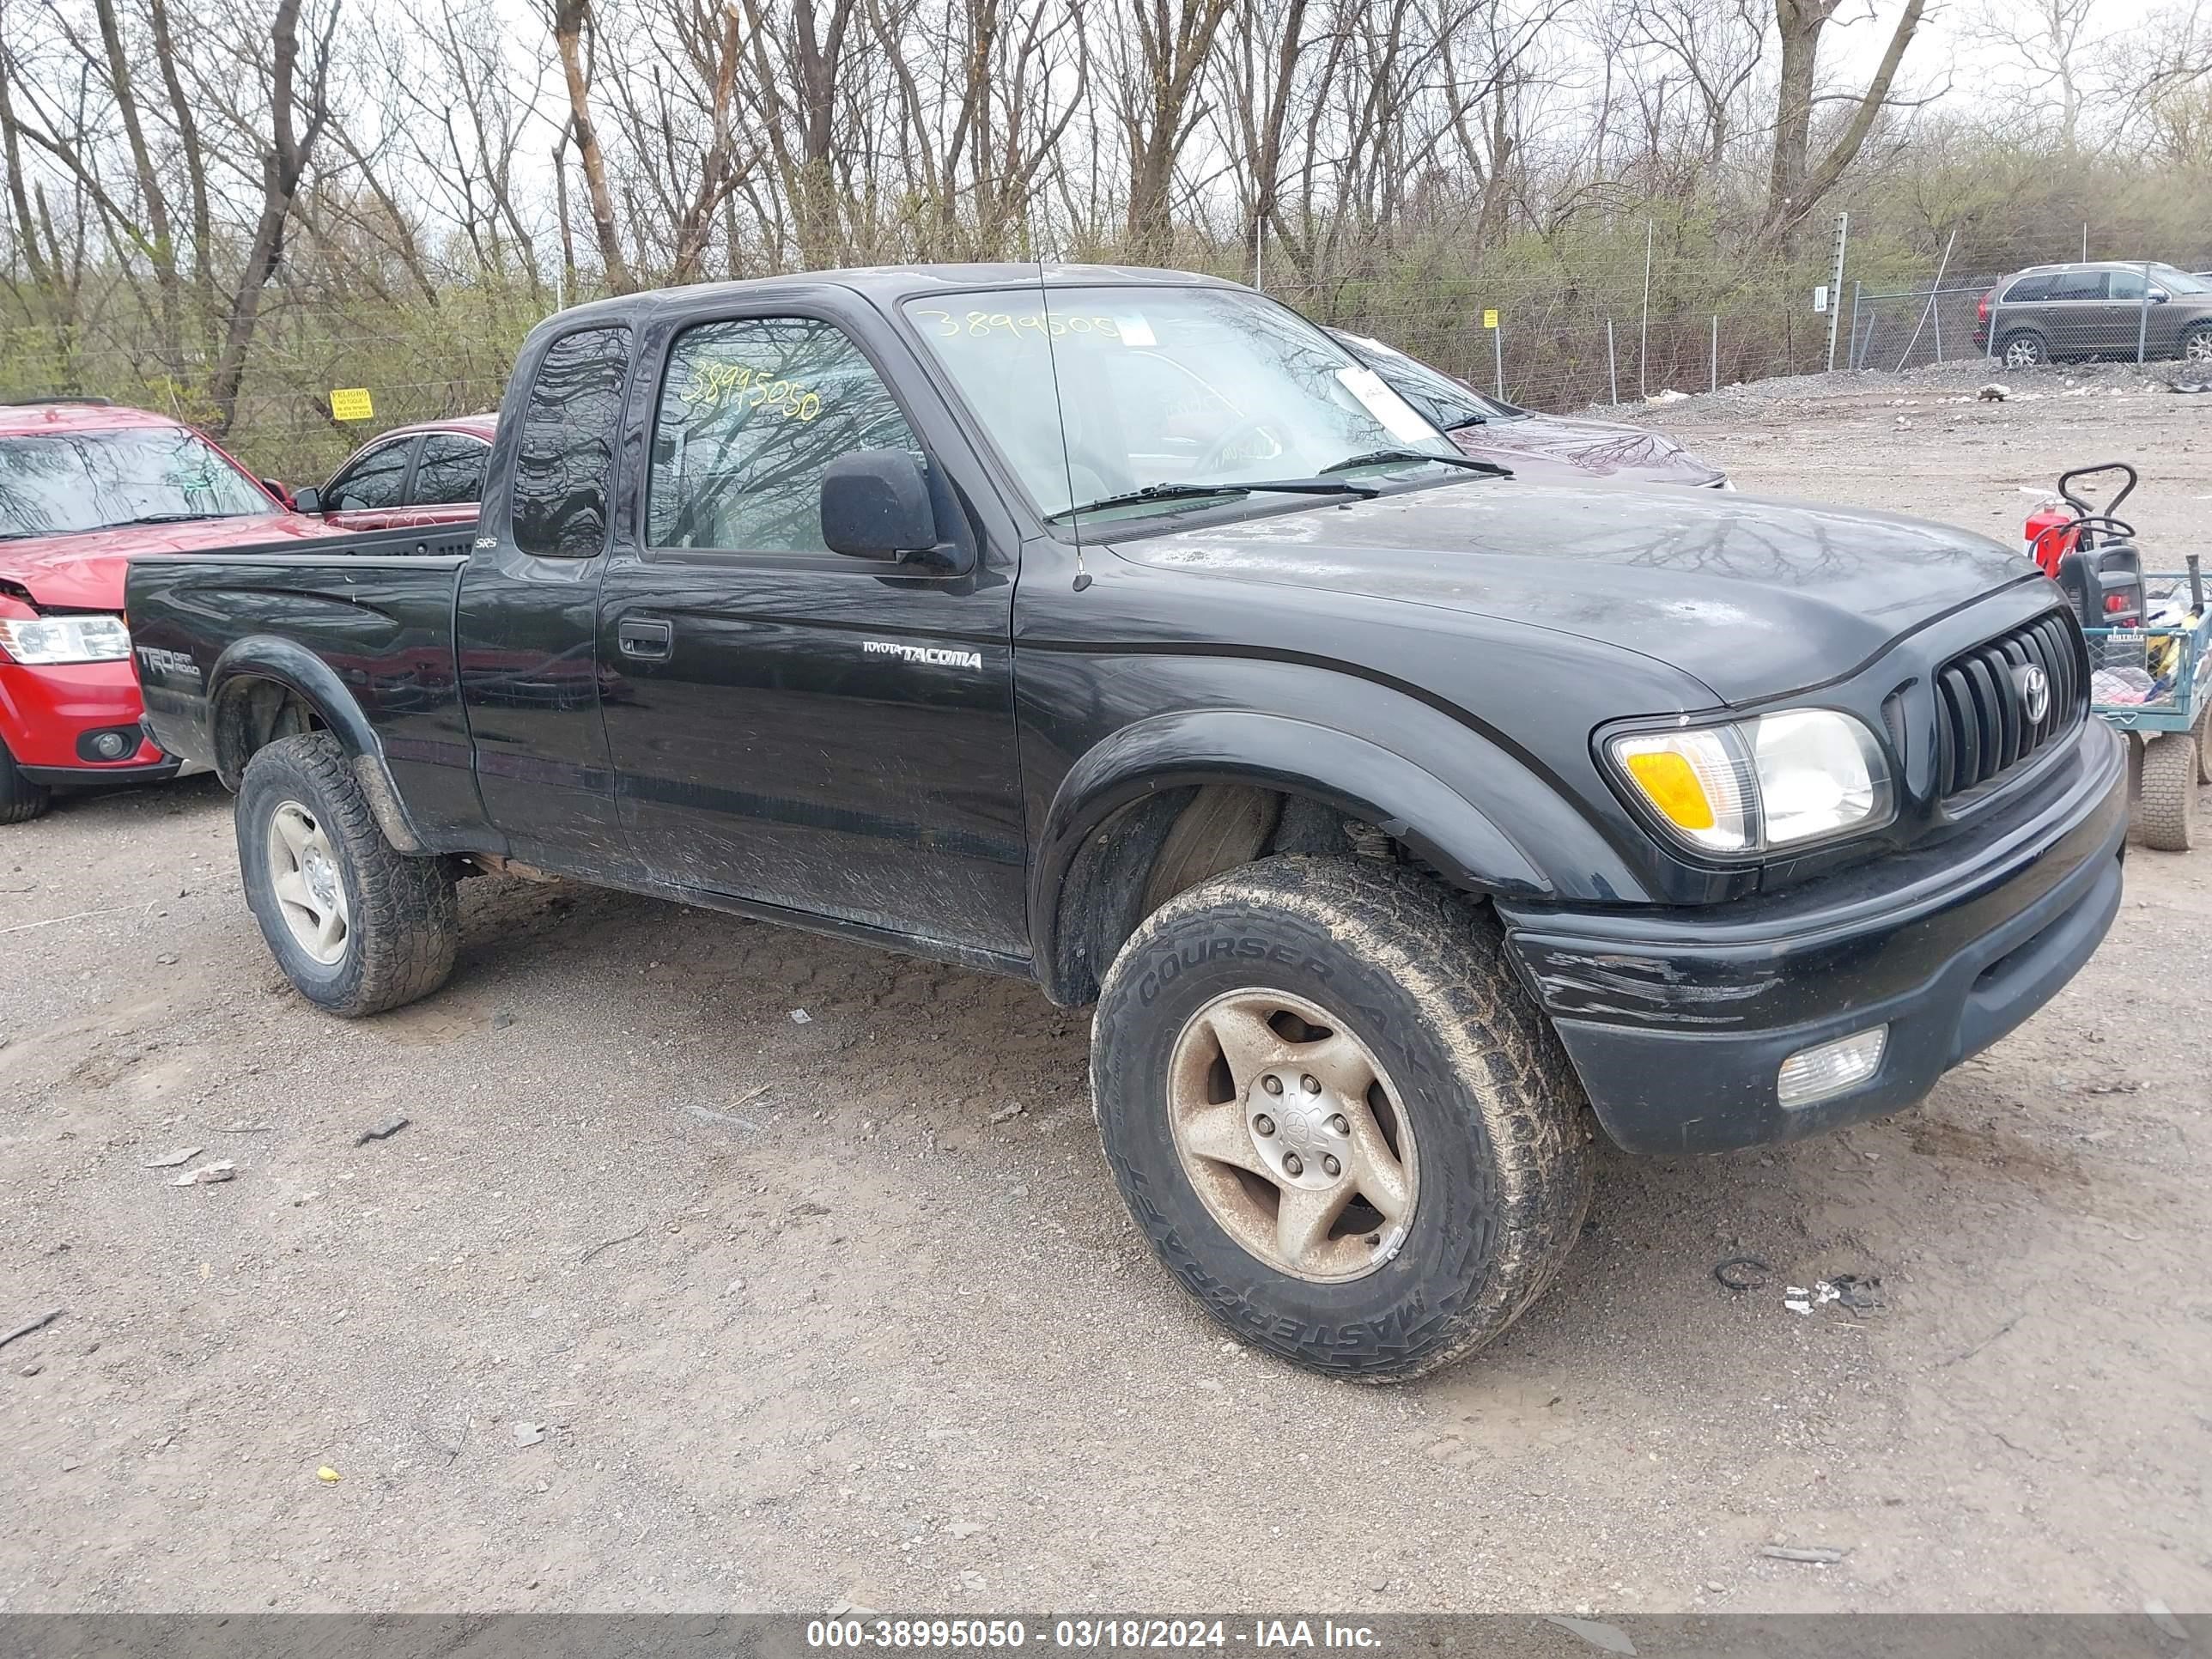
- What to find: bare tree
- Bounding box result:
[1764,0,1931,244]
[549,0,634,289]
[739,0,860,266]
[1109,0,1236,263]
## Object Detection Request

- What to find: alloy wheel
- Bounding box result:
[1165,988,1419,1282]
[266,799,350,965]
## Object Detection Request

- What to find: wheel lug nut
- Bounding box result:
[1300,1074,1321,1093]
[1254,1115,1276,1137]
[1283,1152,1304,1177]
[1328,1114,1349,1135]
[1322,1155,1341,1177]
[1261,1074,1284,1096]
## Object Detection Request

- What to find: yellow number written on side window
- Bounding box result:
[683,361,823,422]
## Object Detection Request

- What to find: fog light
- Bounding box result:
[1777,1025,1887,1109]
[92,730,131,759]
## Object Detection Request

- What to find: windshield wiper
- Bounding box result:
[1047,477,1380,524]
[1325,447,1512,478]
[98,510,235,528]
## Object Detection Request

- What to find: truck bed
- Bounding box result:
[128,521,486,844]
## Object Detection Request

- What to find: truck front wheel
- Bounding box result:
[236,733,459,1016]
[1091,855,1591,1381]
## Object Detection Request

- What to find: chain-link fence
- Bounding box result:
[1843,264,2212,375]
[6,225,2209,484]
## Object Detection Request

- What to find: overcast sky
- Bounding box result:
[1827,0,2161,91]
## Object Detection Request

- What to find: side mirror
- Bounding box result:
[262,478,295,509]
[821,449,939,562]
[2149,289,2171,304]
[289,484,323,514]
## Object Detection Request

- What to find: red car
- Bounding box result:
[0,398,343,823]
[295,414,495,529]
[1329,329,1730,488]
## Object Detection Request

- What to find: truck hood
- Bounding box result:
[0,513,341,611]
[1449,412,1725,487]
[1115,480,2034,705]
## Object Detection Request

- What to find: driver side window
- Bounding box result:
[648,316,918,555]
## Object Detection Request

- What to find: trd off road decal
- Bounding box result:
[135,646,202,682]
[863,640,983,671]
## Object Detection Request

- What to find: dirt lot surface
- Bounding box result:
[4,362,2209,1617]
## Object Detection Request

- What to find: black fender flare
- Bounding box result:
[1031,709,1554,1000]
[206,637,425,853]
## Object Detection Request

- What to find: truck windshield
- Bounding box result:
[0,428,275,539]
[905,285,1468,525]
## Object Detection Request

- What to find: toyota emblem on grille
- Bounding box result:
[2015,664,2051,722]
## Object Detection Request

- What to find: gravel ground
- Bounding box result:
[3,363,2209,1617]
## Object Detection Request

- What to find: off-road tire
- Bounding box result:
[237,732,459,1015]
[2000,330,2049,368]
[2138,730,2198,853]
[0,738,52,824]
[2196,709,2210,787]
[1091,854,1592,1382]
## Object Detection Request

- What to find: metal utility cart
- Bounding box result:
[2087,559,2210,852]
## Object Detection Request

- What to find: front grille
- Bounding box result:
[1933,610,2086,799]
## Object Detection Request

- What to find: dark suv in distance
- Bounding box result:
[1976,261,2212,368]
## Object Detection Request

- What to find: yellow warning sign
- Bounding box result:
[1482,309,1499,331]
[329,387,374,422]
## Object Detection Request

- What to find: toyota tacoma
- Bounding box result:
[125,265,2128,1380]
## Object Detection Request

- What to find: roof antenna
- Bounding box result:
[1036,255,1091,592]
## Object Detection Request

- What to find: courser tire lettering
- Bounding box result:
[1090,854,1593,1382]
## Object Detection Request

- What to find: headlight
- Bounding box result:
[1609,709,1892,855]
[0,613,132,665]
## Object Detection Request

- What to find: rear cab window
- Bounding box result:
[512,326,633,557]
[647,317,918,555]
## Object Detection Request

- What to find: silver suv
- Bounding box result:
[1975,262,2212,368]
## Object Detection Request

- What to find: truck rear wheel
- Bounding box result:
[0,738,53,824]
[1090,855,1591,1382]
[236,733,459,1015]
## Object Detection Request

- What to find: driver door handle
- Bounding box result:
[617,618,673,661]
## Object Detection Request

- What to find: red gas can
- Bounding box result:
[2023,502,2077,576]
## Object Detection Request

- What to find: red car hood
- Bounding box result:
[1451,411,1724,487]
[0,513,345,611]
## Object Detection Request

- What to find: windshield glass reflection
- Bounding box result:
[904,286,1462,524]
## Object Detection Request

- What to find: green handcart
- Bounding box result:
[2087,561,2211,852]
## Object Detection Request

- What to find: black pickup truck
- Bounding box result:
[128,264,2128,1380]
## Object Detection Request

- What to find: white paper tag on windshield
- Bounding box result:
[1115,313,1157,346]
[1336,365,1432,443]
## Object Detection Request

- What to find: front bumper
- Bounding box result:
[1499,719,2128,1153]
[0,659,173,779]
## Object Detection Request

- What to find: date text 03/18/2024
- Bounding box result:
[805,1620,1382,1650]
